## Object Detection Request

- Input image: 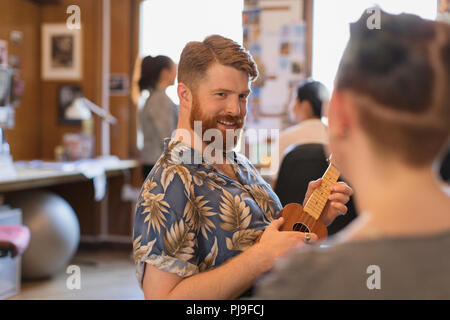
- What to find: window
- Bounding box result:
[139,0,244,104]
[312,0,438,92]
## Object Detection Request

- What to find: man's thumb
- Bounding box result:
[270,216,284,230]
[309,178,322,189]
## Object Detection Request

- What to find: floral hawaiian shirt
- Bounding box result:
[133,138,283,287]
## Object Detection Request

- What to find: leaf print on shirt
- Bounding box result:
[231,182,247,193]
[168,141,192,165]
[183,185,217,240]
[244,184,275,223]
[199,237,218,272]
[225,228,263,251]
[219,189,252,232]
[141,177,158,194]
[154,152,172,172]
[192,170,227,191]
[161,164,192,194]
[154,149,175,175]
[140,178,170,234]
[163,220,196,262]
[218,188,260,251]
[133,235,157,265]
[154,139,189,174]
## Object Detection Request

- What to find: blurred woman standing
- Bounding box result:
[138,55,178,178]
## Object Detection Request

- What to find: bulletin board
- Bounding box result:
[243,0,311,129]
[242,0,312,170]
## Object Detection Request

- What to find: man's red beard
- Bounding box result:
[189,93,244,151]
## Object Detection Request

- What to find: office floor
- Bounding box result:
[9,249,144,300]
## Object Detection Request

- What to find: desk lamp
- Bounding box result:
[65,97,117,125]
[63,97,117,160]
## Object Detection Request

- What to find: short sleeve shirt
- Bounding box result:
[133,138,283,287]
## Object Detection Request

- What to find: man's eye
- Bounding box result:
[217,92,226,97]
[239,94,248,99]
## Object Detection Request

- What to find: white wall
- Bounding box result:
[139,0,244,104]
[312,0,438,93]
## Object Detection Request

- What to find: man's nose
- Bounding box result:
[226,97,241,116]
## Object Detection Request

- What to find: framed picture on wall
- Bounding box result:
[109,74,130,96]
[41,24,82,80]
[57,85,83,125]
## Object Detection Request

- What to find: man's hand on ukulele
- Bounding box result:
[257,217,318,270]
[303,179,353,226]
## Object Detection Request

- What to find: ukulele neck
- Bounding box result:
[303,163,340,220]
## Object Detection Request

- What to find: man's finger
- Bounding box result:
[328,193,350,204]
[331,182,353,196]
[269,217,285,230]
[303,179,322,206]
[292,232,318,247]
[303,232,318,243]
[331,202,348,215]
[308,178,322,189]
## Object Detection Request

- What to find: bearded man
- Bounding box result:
[133,35,353,300]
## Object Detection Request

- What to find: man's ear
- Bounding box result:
[329,90,354,138]
[177,82,192,111]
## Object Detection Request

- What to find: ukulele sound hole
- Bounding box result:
[293,223,310,233]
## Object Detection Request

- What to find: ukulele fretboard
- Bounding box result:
[304,164,340,220]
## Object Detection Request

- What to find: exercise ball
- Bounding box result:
[7,190,80,280]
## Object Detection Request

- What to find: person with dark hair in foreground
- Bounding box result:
[253,10,450,299]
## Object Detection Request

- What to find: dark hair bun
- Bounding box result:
[138,55,172,91]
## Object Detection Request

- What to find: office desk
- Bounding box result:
[0,159,140,247]
[0,160,138,193]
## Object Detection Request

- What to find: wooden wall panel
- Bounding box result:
[46,181,100,236]
[129,0,145,189]
[40,0,103,159]
[129,0,141,160]
[0,0,42,160]
[107,174,133,237]
[1,0,141,242]
[109,0,132,159]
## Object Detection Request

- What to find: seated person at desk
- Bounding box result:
[132,35,353,299]
[253,10,450,299]
[271,79,329,187]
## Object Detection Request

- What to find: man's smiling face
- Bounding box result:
[189,62,250,150]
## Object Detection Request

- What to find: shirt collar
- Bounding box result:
[163,138,241,168]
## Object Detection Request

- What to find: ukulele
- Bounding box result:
[258,158,341,241]
[278,160,340,239]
